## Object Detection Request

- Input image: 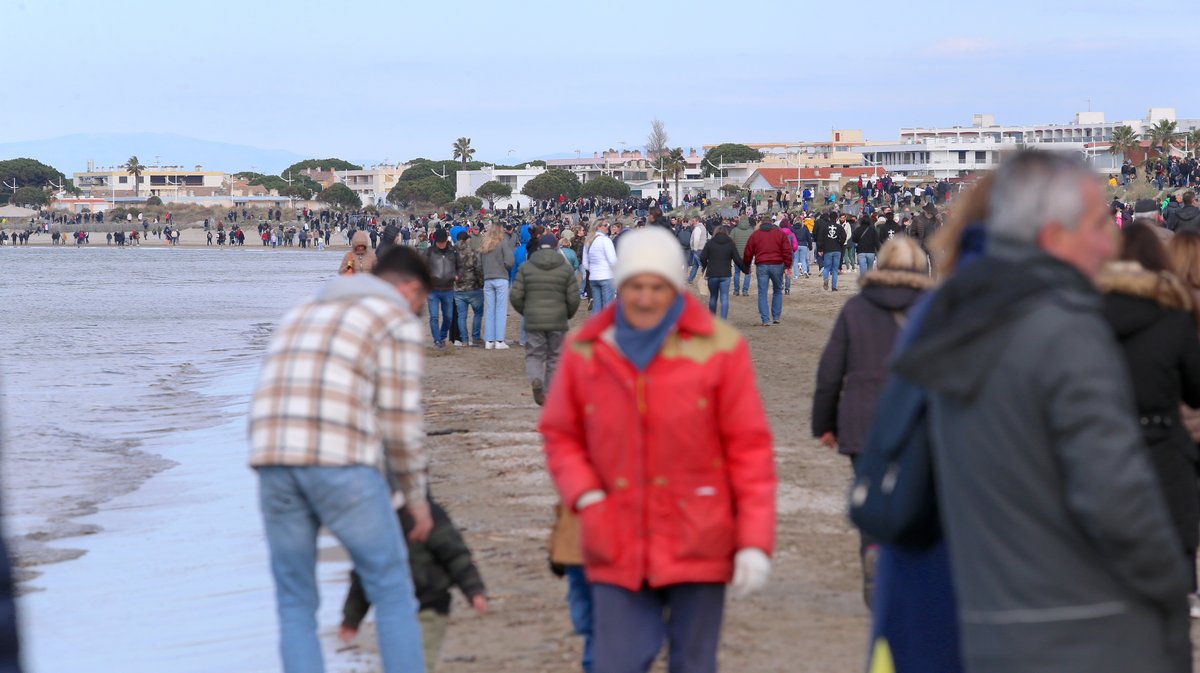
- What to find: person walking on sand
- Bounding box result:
[249,246,434,673]
[811,236,932,604]
[541,226,776,673]
[582,221,618,312]
[452,231,484,347]
[742,215,792,326]
[890,151,1191,673]
[340,231,377,275]
[423,230,460,349]
[511,234,580,406]
[698,225,748,319]
[479,225,515,350]
[729,217,755,296]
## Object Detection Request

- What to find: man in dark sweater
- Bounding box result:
[813,212,848,291]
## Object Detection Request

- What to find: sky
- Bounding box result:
[3,0,1196,168]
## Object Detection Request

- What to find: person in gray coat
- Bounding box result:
[891,151,1191,673]
[511,235,580,406]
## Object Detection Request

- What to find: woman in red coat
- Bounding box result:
[540,225,776,673]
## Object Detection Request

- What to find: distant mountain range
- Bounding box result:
[0,133,307,176]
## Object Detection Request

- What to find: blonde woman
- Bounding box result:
[479,225,515,349]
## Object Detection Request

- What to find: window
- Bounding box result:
[975,151,987,163]
[958,151,967,165]
[119,176,128,183]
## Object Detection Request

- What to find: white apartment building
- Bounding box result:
[866,109,1198,178]
[455,166,546,209]
[73,163,226,198]
[334,164,410,207]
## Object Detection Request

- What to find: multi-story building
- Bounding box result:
[455,166,547,209]
[73,163,226,198]
[545,149,704,185]
[864,109,1199,178]
[705,130,867,169]
[333,164,410,207]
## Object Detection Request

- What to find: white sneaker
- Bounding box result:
[1190,593,1200,619]
[485,341,494,350]
[494,342,511,350]
[452,341,464,347]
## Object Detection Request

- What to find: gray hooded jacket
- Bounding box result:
[892,238,1190,673]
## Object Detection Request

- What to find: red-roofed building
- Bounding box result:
[742,166,885,192]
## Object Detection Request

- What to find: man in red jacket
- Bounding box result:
[742,216,794,326]
[541,226,776,673]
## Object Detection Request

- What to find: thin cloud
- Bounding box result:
[923,37,1003,57]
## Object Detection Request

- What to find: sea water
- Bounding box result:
[0,245,337,573]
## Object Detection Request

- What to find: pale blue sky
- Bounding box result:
[3,0,1195,165]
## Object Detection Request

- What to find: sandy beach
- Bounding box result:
[8,248,869,672]
[15,244,1198,672]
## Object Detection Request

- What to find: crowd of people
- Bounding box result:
[5,149,1156,673]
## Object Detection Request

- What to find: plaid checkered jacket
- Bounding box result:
[249,275,428,505]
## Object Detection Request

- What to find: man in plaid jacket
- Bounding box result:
[249,246,433,673]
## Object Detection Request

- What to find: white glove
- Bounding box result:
[730,548,771,599]
[575,490,606,511]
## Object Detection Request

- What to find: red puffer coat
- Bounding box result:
[540,294,776,591]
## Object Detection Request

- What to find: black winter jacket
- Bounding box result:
[1167,205,1200,232]
[343,499,486,623]
[1099,263,1200,551]
[852,221,881,254]
[699,233,749,279]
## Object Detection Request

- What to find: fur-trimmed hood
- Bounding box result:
[859,269,936,291]
[1096,262,1193,311]
[1098,261,1194,341]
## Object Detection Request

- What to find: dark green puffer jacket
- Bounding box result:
[730,219,755,257]
[510,249,581,332]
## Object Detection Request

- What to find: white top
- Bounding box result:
[690,225,709,252]
[583,233,617,281]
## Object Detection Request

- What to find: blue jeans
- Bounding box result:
[756,264,784,323]
[733,265,752,294]
[565,566,594,673]
[257,466,424,673]
[592,582,725,673]
[483,279,509,343]
[454,289,483,343]
[707,277,731,319]
[687,251,702,283]
[858,253,876,275]
[427,290,455,344]
[822,251,842,289]
[793,247,809,276]
[590,279,615,311]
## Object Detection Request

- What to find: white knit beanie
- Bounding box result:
[614,226,687,291]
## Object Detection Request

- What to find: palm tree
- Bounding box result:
[1187,129,1200,157]
[1108,125,1139,160]
[656,147,686,207]
[1145,120,1178,155]
[124,155,146,197]
[452,137,475,167]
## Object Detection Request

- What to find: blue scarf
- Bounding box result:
[614,295,686,371]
